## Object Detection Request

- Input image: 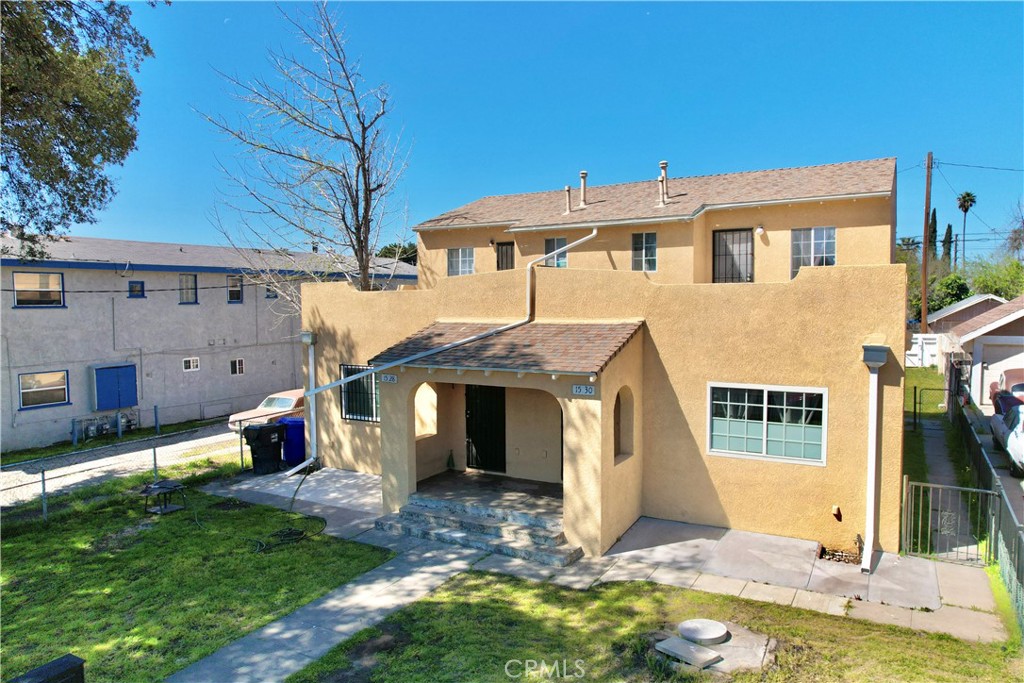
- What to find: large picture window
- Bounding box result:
[708,383,827,464]
[340,364,380,422]
[19,371,69,409]
[791,227,836,278]
[544,237,568,268]
[447,248,474,277]
[632,233,657,272]
[13,272,64,307]
[179,274,198,304]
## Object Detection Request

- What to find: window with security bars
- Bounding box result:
[340,364,380,422]
[632,233,657,272]
[544,237,568,268]
[709,384,826,464]
[712,229,753,282]
[447,247,474,276]
[791,227,836,278]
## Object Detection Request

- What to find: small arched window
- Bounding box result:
[614,386,634,463]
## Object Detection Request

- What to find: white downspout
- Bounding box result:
[308,340,317,463]
[285,228,600,476]
[861,344,889,573]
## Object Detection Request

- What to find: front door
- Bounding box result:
[496,242,515,271]
[466,385,506,472]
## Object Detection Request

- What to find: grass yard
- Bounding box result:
[1,477,392,682]
[287,572,1021,683]
[0,417,224,467]
[902,367,949,483]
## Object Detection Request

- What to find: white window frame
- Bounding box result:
[791,226,836,278]
[12,272,65,307]
[631,232,657,272]
[706,381,828,467]
[226,275,243,303]
[340,364,380,422]
[18,370,69,409]
[230,359,245,375]
[447,247,474,277]
[544,237,568,268]
[179,274,198,304]
[183,357,200,372]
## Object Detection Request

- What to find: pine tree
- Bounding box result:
[928,208,938,261]
[941,223,953,268]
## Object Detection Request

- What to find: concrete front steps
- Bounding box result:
[375,493,583,567]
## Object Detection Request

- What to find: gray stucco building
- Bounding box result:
[1,236,415,451]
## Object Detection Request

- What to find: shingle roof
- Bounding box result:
[416,158,896,231]
[0,235,417,277]
[369,321,643,375]
[950,294,1024,341]
[926,293,1008,324]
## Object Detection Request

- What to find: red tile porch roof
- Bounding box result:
[369,321,643,375]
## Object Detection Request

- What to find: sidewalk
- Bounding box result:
[174,467,1009,681]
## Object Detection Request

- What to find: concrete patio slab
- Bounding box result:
[214,468,383,514]
[805,556,869,599]
[605,517,724,569]
[910,605,1007,643]
[791,589,848,616]
[598,559,657,583]
[866,553,941,610]
[691,573,747,597]
[547,558,616,590]
[474,553,556,582]
[739,582,797,606]
[648,565,700,589]
[700,530,818,589]
[934,562,997,611]
[847,600,913,628]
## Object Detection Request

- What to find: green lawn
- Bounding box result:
[1,475,392,682]
[905,367,948,419]
[287,572,1020,683]
[1,417,224,467]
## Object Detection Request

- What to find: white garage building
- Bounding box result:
[950,294,1024,407]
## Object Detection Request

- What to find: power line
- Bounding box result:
[897,163,922,174]
[933,165,1003,239]
[936,161,1024,173]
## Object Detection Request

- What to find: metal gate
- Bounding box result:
[903,479,998,564]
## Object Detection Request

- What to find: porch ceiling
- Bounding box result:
[369,320,643,376]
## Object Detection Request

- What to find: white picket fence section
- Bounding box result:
[906,333,944,368]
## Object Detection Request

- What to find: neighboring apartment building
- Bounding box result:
[1,236,416,451]
[302,158,905,564]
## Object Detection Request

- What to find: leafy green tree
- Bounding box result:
[940,223,953,268]
[377,241,417,265]
[967,255,1024,300]
[1,1,158,258]
[895,239,922,320]
[957,191,977,268]
[930,272,971,312]
[1006,201,1024,261]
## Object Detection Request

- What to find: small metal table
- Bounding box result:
[140,479,186,514]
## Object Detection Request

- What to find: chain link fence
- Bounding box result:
[0,408,305,517]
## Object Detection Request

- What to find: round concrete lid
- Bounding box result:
[677,618,729,645]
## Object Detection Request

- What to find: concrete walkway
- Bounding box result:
[174,467,1009,681]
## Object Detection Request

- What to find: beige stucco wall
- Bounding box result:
[303,261,905,555]
[416,196,893,288]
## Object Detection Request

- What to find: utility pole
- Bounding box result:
[920,152,933,334]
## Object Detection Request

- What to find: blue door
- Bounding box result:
[95,365,138,411]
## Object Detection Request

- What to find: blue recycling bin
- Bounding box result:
[278,417,307,466]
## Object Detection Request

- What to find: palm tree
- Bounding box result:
[957,191,977,269]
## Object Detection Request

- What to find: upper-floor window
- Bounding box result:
[447,247,474,277]
[265,285,279,299]
[791,227,836,278]
[127,281,145,298]
[632,233,657,272]
[544,237,568,268]
[13,272,64,307]
[183,357,200,372]
[712,229,753,283]
[708,383,827,465]
[179,274,198,304]
[340,364,380,422]
[230,359,245,375]
[227,275,243,303]
[19,370,69,409]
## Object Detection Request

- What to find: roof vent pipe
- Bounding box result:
[564,185,571,214]
[579,171,588,208]
[659,160,669,204]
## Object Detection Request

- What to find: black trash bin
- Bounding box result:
[243,423,286,475]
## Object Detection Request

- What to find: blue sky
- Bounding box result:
[75,1,1023,261]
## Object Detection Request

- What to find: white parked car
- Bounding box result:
[990,400,1024,477]
[228,389,304,433]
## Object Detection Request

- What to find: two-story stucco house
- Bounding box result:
[301,158,906,569]
[1,236,416,451]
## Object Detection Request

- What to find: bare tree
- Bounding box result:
[203,2,406,301]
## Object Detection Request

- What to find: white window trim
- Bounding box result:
[12,271,65,307]
[706,381,828,467]
[544,237,568,268]
[230,358,245,375]
[447,247,474,277]
[18,370,69,408]
[183,357,200,372]
[632,232,657,272]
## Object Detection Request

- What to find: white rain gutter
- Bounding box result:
[861,344,889,573]
[285,228,600,476]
